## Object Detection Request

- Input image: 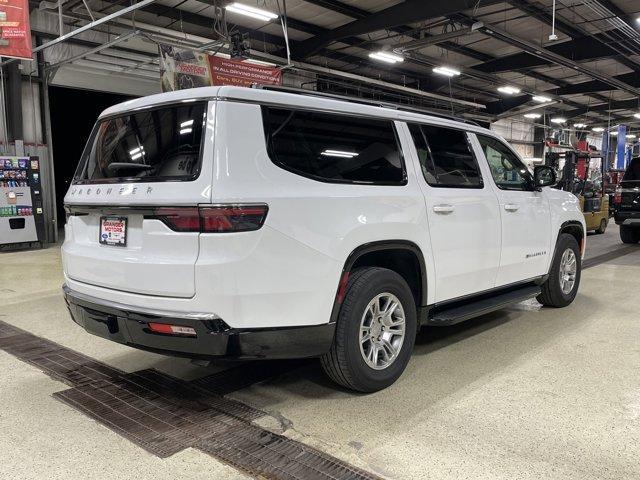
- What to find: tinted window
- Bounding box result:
[74,102,207,183]
[408,123,482,188]
[476,134,532,191]
[262,107,405,184]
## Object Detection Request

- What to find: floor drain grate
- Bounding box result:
[0,321,381,480]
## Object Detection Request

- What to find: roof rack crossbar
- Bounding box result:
[251,85,480,127]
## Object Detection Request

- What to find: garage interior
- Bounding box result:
[1,1,640,479]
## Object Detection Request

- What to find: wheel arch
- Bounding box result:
[558,220,586,255]
[329,240,428,325]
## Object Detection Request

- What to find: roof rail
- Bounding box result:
[251,84,480,127]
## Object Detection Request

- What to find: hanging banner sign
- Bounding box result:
[0,0,33,60]
[159,43,282,92]
[209,56,282,87]
[159,45,213,92]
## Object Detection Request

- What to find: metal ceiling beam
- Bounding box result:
[304,13,613,118]
[592,0,640,30]
[301,0,368,19]
[46,30,140,70]
[472,34,623,73]
[92,0,489,108]
[553,72,640,96]
[504,0,640,71]
[453,15,640,97]
[291,0,502,59]
[1,0,156,67]
[564,98,640,120]
[300,0,493,62]
[394,25,478,53]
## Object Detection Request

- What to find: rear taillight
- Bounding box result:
[154,207,200,232]
[200,206,268,232]
[151,204,268,233]
[614,187,622,204]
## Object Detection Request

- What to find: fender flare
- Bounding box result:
[329,240,428,324]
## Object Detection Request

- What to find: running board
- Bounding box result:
[426,285,541,326]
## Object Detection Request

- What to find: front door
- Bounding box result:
[471,133,552,286]
[405,123,501,302]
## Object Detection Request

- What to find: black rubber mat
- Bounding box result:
[0,320,381,480]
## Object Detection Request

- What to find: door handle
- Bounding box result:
[504,203,520,212]
[433,204,455,214]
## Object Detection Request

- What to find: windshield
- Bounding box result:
[73,101,207,184]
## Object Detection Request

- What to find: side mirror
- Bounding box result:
[534,165,557,189]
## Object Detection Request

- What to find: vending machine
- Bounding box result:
[0,156,46,248]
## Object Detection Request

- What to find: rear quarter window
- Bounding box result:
[262,106,406,185]
[73,102,207,184]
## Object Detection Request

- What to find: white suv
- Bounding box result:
[62,86,585,392]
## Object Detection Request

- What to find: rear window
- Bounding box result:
[262,107,406,185]
[73,102,207,184]
[408,123,482,188]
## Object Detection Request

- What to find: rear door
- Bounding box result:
[405,122,501,302]
[63,100,214,298]
[471,133,551,286]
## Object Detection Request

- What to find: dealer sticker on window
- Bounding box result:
[100,216,127,247]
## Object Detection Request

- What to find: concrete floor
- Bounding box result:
[1,224,639,479]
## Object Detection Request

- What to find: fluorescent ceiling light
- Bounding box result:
[592,127,604,132]
[225,2,278,21]
[523,113,541,119]
[369,51,404,64]
[180,119,194,128]
[433,66,461,77]
[321,149,359,158]
[497,86,521,95]
[626,134,636,139]
[245,58,277,67]
[634,113,640,119]
[610,130,618,136]
[180,128,193,135]
[532,95,552,103]
[573,123,587,128]
[550,117,566,124]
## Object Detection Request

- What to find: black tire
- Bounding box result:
[595,218,607,234]
[537,233,581,308]
[620,225,640,244]
[320,267,417,393]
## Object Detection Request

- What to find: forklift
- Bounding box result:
[545,142,609,234]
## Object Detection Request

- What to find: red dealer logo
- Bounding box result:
[176,62,209,77]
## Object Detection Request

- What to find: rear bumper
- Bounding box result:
[63,285,335,360]
[614,210,640,225]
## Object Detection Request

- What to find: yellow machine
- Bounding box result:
[546,149,609,234]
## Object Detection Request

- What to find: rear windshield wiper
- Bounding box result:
[107,163,154,173]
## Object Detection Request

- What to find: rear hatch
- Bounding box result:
[63,100,213,298]
[619,181,640,211]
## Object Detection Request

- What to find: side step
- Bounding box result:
[426,285,541,326]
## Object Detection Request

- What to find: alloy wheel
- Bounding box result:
[359,293,406,370]
[559,248,577,295]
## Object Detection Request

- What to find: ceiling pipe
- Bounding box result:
[473,20,640,97]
